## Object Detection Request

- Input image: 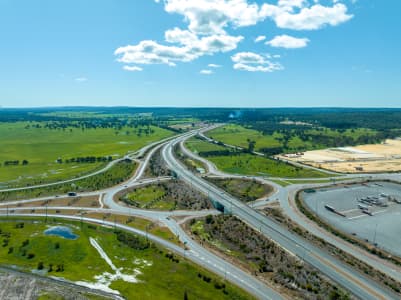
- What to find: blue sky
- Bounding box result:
[0,0,400,108]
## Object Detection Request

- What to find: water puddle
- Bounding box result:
[44,226,78,240]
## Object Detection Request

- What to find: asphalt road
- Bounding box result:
[183,129,401,285]
[164,133,400,300]
[2,124,401,300]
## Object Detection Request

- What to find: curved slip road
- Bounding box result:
[4,212,283,300]
[183,129,401,285]
[164,133,400,300]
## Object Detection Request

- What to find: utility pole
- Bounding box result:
[373,223,378,245]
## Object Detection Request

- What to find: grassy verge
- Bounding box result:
[0,160,137,201]
[269,179,292,187]
[0,217,253,300]
[204,177,274,202]
[186,137,329,178]
[119,180,211,211]
[174,143,207,174]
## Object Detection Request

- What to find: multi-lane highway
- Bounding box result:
[1,125,401,300]
[163,131,400,300]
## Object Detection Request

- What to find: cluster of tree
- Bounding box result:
[115,230,149,250]
[2,107,401,129]
[198,150,239,157]
[61,156,112,164]
[239,108,401,131]
[1,160,28,166]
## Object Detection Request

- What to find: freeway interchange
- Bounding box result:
[1,126,401,300]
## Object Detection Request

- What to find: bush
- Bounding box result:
[37,262,44,270]
[116,231,149,250]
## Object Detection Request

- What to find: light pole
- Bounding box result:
[373,223,378,246]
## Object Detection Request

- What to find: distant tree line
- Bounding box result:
[60,156,113,164]
[1,160,29,166]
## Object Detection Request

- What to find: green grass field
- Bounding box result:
[0,160,137,201]
[185,138,329,178]
[206,124,377,153]
[0,218,252,300]
[124,185,174,210]
[0,122,174,187]
[205,178,273,202]
[207,124,282,150]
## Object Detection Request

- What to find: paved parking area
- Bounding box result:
[302,182,401,257]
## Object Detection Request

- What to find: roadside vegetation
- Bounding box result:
[0,218,252,300]
[144,148,172,178]
[185,137,329,178]
[263,205,401,294]
[188,215,350,300]
[0,121,173,188]
[119,180,211,210]
[204,177,274,202]
[0,160,137,201]
[174,143,208,174]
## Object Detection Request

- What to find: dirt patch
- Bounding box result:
[278,139,401,173]
[0,269,111,300]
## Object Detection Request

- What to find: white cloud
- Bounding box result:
[267,3,353,30]
[116,0,354,71]
[160,0,353,33]
[266,34,309,48]
[163,0,267,35]
[254,35,266,43]
[200,69,214,75]
[75,77,88,82]
[115,34,243,67]
[165,27,198,45]
[208,64,221,68]
[123,65,143,72]
[231,52,283,73]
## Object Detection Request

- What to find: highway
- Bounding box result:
[1,124,401,299]
[163,132,400,300]
[186,128,401,284]
[0,127,284,300]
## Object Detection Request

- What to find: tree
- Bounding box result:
[184,290,188,300]
[247,139,256,153]
[22,160,29,165]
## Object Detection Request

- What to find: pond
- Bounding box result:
[44,226,78,240]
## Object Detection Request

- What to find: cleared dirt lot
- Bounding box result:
[279,139,401,173]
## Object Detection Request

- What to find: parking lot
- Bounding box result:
[302,181,401,257]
